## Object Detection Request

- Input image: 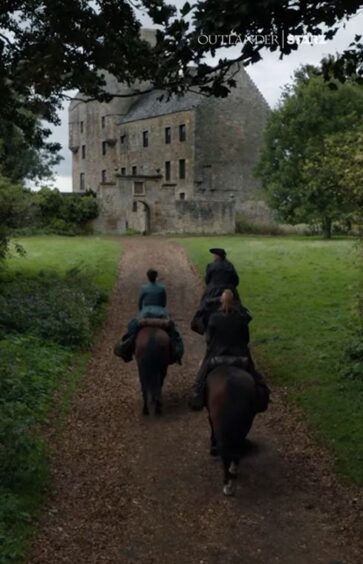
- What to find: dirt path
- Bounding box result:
[29,238,362,564]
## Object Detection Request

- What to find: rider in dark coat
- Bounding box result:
[189,289,269,411]
[191,248,244,334]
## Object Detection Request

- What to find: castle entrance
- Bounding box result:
[130,200,151,234]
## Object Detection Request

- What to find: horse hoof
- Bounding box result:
[223,482,235,496]
[210,446,219,457]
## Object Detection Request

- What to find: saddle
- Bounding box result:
[138,317,171,330]
[209,355,250,370]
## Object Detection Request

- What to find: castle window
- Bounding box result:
[179,192,185,200]
[133,181,145,196]
[121,167,126,175]
[143,131,149,147]
[80,172,85,191]
[121,134,126,144]
[132,201,138,212]
[80,121,84,133]
[165,127,171,144]
[132,165,137,176]
[101,169,107,183]
[179,159,186,179]
[101,116,105,128]
[165,161,171,181]
[102,141,107,155]
[81,145,86,159]
[179,124,186,142]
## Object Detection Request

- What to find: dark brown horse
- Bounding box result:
[207,364,257,495]
[135,326,171,416]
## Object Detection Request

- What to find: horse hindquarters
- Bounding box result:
[208,367,256,495]
[136,328,170,416]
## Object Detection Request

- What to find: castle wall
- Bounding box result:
[117,110,195,200]
[93,178,235,234]
[194,64,272,222]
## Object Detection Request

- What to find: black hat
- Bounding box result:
[209,248,226,258]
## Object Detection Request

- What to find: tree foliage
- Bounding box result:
[255,67,363,237]
[0,180,99,259]
[0,1,361,157]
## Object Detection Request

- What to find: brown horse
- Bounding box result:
[135,326,171,416]
[207,364,257,496]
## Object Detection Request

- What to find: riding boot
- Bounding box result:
[189,356,209,411]
[169,322,184,365]
[245,349,270,413]
[251,366,270,412]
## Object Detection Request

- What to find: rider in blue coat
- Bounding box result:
[119,269,183,364]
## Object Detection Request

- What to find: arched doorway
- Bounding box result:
[131,200,151,234]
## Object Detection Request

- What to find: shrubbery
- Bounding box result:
[33,187,99,234]
[0,270,106,347]
[0,336,73,562]
[0,178,99,260]
[0,266,108,561]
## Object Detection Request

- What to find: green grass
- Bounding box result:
[179,236,362,485]
[1,236,121,563]
[6,235,120,292]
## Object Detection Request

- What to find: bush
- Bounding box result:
[34,188,99,231]
[0,176,32,260]
[0,336,72,562]
[0,270,107,347]
[236,215,286,235]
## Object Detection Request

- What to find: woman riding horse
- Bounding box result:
[118,269,184,364]
[189,289,270,411]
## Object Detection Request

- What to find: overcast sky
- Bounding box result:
[50,7,362,191]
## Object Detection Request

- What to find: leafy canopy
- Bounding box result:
[0,1,361,183]
[255,66,363,236]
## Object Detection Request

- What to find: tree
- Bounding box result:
[302,128,363,237]
[0,176,31,259]
[255,67,363,237]
[0,113,61,183]
[1,1,361,134]
[0,2,361,183]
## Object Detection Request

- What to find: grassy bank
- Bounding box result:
[0,236,121,563]
[179,236,362,485]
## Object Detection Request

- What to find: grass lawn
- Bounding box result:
[179,236,362,485]
[1,236,121,563]
[6,235,120,292]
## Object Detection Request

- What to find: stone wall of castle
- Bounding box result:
[93,179,235,234]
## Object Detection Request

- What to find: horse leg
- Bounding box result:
[154,366,167,416]
[208,413,218,456]
[229,457,240,479]
[152,372,163,416]
[141,381,149,416]
[222,456,235,496]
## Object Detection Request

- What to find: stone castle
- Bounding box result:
[69,31,270,234]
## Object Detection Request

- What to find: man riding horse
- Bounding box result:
[117,268,184,364]
[191,248,249,335]
[189,288,270,412]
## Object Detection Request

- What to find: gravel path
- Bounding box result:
[29,238,362,564]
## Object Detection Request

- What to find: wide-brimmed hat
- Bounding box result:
[209,248,226,258]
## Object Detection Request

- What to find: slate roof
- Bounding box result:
[119,89,204,124]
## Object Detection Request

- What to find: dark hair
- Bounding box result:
[147,268,158,283]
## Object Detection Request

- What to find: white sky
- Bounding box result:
[49,6,363,192]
